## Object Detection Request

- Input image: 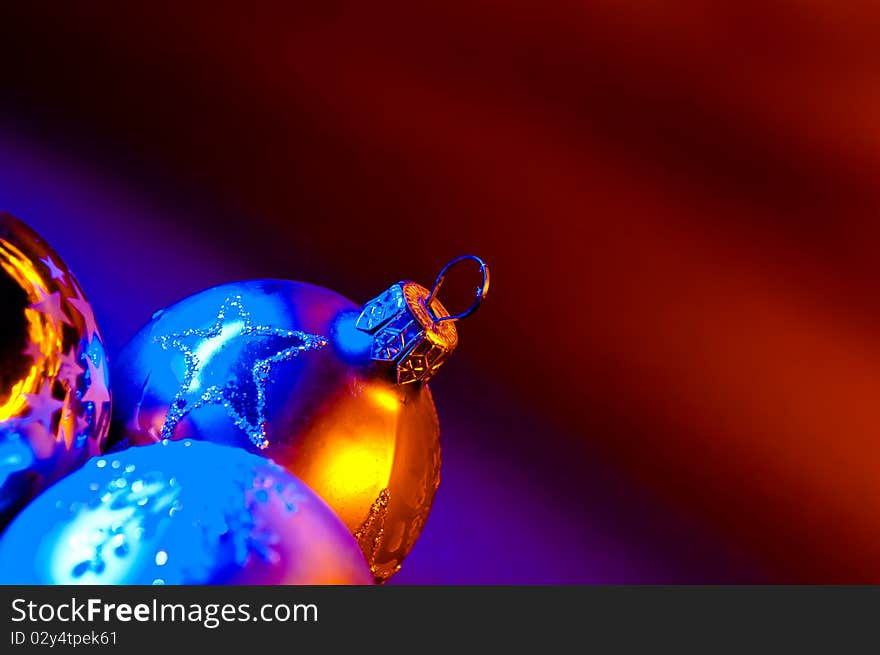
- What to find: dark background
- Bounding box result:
[1,2,878,582]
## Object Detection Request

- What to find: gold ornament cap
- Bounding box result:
[355,255,490,384]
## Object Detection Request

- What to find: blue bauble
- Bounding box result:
[0,440,372,584]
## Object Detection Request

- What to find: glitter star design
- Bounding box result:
[154,295,328,449]
[40,255,66,283]
[23,380,64,431]
[68,280,100,340]
[29,291,72,326]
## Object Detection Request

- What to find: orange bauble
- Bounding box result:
[0,213,111,528]
[112,257,489,581]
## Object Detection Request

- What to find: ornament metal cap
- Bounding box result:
[355,255,490,384]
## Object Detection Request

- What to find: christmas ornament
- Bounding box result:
[0,213,111,528]
[0,439,373,584]
[112,255,489,581]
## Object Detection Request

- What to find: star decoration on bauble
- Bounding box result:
[58,347,84,389]
[74,413,91,439]
[23,380,64,431]
[21,340,43,362]
[40,255,66,283]
[59,412,91,449]
[81,355,110,408]
[67,280,101,340]
[28,291,72,326]
[153,295,327,449]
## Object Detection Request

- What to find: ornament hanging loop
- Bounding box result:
[425,254,490,324]
[355,254,490,383]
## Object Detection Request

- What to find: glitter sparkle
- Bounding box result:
[154,295,327,449]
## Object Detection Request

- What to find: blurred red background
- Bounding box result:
[1,2,879,582]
